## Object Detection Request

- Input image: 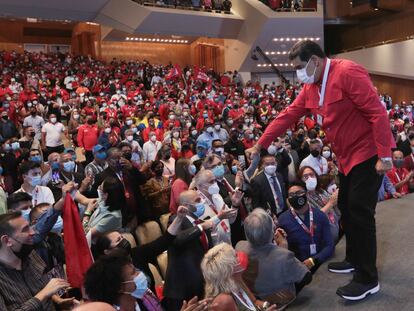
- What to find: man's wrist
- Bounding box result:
[380,157,392,162]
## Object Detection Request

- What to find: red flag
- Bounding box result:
[194,67,210,83]
[63,195,93,288]
[165,64,182,80]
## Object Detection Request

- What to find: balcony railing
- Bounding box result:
[133,0,233,14]
[259,0,317,12]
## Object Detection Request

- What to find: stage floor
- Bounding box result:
[288,193,414,311]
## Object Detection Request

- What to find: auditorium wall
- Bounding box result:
[370,74,414,105]
[100,41,192,67]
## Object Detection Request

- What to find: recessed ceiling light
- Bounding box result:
[271,52,275,55]
[280,38,284,41]
[286,38,290,41]
[258,64,262,67]
[274,38,279,41]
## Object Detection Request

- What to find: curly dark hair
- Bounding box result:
[84,252,132,305]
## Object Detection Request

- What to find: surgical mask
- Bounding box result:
[30,175,42,187]
[288,193,308,210]
[248,134,254,140]
[188,164,197,175]
[126,120,133,126]
[206,127,213,133]
[214,124,221,131]
[207,182,220,195]
[73,114,80,120]
[296,58,317,84]
[231,165,238,174]
[123,273,148,299]
[173,132,180,138]
[197,150,206,158]
[287,130,292,137]
[203,113,208,119]
[322,150,331,159]
[104,128,111,134]
[191,130,198,136]
[305,177,318,191]
[267,145,277,155]
[227,120,233,126]
[212,165,225,179]
[63,161,75,173]
[0,166,3,175]
[264,165,277,175]
[50,117,57,123]
[393,159,404,168]
[214,147,224,156]
[150,135,157,142]
[193,202,205,218]
[126,135,134,142]
[186,122,192,128]
[96,151,107,160]
[21,208,31,221]
[30,155,42,163]
[11,142,20,150]
[51,162,60,170]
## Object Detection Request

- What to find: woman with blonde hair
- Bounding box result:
[201,243,277,311]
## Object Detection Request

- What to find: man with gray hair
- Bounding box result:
[236,208,311,308]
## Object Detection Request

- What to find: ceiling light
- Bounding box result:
[143,38,147,41]
[277,51,281,55]
[316,37,320,41]
[185,40,188,43]
[271,52,275,55]
[304,37,308,40]
[274,38,279,41]
[282,51,287,55]
[265,52,269,55]
[286,38,290,41]
[126,37,129,40]
[285,63,289,66]
[257,64,262,67]
[309,37,314,41]
[280,38,284,41]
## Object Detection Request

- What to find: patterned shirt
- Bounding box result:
[0,251,55,310]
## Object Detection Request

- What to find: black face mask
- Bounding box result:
[288,194,308,210]
[87,119,94,125]
[29,132,36,138]
[13,242,33,259]
[2,116,8,121]
[164,152,171,159]
[116,238,131,253]
[310,150,320,157]
[154,168,164,176]
[297,133,304,141]
[30,111,37,116]
[231,134,238,141]
[123,152,132,161]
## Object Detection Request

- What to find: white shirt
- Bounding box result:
[15,185,55,206]
[41,122,65,147]
[23,115,45,139]
[299,154,328,176]
[142,140,162,161]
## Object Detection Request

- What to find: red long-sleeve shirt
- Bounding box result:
[258,59,395,175]
[77,124,99,151]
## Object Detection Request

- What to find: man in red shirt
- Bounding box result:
[77,115,99,164]
[247,41,395,301]
[387,149,413,195]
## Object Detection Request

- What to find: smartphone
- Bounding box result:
[60,287,82,300]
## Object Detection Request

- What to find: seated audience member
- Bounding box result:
[41,152,60,186]
[163,190,222,311]
[0,212,70,310]
[93,147,149,227]
[299,139,328,176]
[93,206,187,288]
[202,243,278,311]
[15,161,55,206]
[170,158,194,214]
[141,160,171,218]
[278,182,334,272]
[194,170,242,245]
[83,176,123,241]
[298,166,340,242]
[251,155,287,217]
[84,253,163,311]
[403,133,414,171]
[386,149,413,196]
[378,174,401,201]
[84,144,109,183]
[236,208,311,308]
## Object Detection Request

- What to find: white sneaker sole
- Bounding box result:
[339,283,380,301]
[328,267,355,274]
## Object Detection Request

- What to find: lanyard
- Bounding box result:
[290,207,314,239]
[198,191,229,232]
[318,58,331,107]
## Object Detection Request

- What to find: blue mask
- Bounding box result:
[197,150,206,159]
[30,155,42,164]
[21,208,31,221]
[51,162,60,170]
[189,164,197,175]
[30,175,42,187]
[231,165,238,175]
[11,142,20,150]
[51,216,63,234]
[193,202,205,218]
[212,164,225,179]
[123,272,148,299]
[63,161,75,173]
[0,166,3,175]
[96,152,107,160]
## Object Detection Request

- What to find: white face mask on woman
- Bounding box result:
[305,177,318,191]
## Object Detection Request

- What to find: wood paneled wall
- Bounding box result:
[190,37,225,73]
[370,74,414,104]
[101,41,192,66]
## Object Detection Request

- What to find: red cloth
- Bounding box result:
[386,167,410,195]
[169,179,188,214]
[258,58,395,175]
[62,195,93,288]
[165,64,182,80]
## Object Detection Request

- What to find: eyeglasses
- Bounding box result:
[302,173,316,180]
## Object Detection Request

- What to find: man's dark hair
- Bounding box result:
[18,161,41,177]
[106,147,120,159]
[289,40,326,62]
[117,142,132,150]
[7,192,33,211]
[84,252,132,305]
[0,212,22,247]
[287,181,307,192]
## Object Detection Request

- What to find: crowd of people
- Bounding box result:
[260,0,317,11]
[0,49,413,311]
[137,0,233,13]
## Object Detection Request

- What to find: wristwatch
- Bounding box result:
[380,157,392,162]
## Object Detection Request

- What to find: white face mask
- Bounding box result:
[296,58,317,84]
[50,117,57,123]
[264,164,277,175]
[207,182,220,195]
[150,135,157,142]
[104,128,111,134]
[322,150,331,159]
[305,177,317,191]
[126,135,134,141]
[267,145,277,155]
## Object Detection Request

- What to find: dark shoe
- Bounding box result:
[336,280,380,301]
[328,260,355,274]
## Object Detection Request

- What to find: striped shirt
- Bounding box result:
[0,251,55,311]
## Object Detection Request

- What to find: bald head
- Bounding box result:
[194,169,215,188]
[74,302,116,311]
[179,190,199,206]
